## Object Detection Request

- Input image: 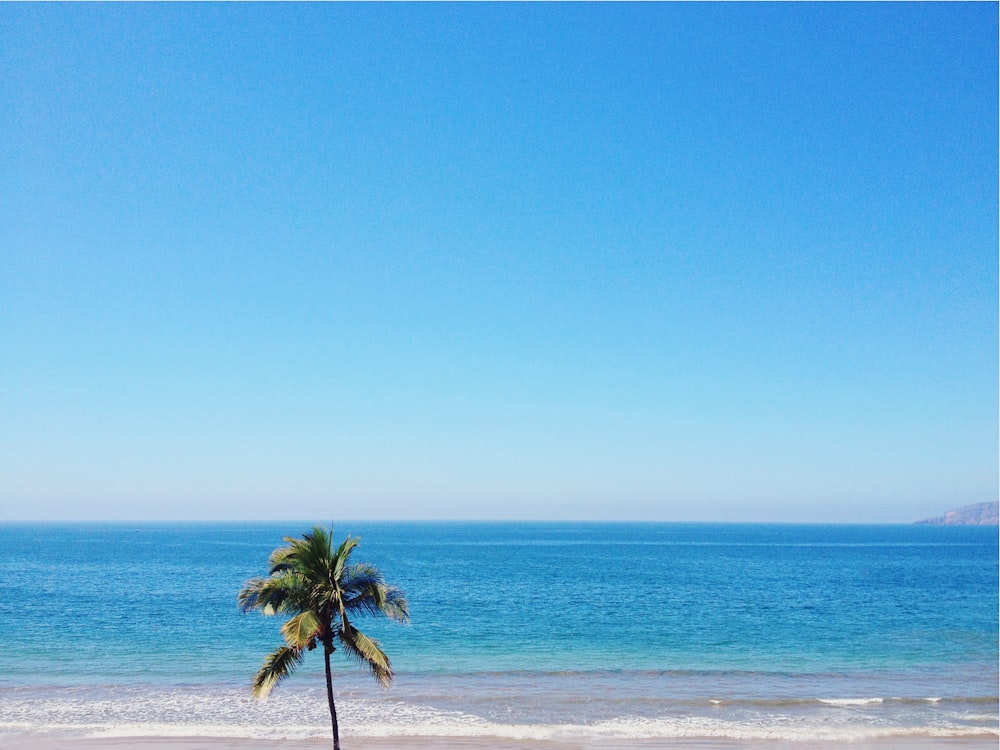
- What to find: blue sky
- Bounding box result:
[2,3,996,522]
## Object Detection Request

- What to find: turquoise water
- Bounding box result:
[1,522,996,740]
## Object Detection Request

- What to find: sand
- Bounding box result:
[2,736,997,750]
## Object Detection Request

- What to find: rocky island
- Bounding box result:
[915,501,999,526]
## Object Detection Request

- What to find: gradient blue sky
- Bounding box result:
[2,3,996,522]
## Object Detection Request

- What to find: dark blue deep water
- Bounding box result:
[1,522,996,741]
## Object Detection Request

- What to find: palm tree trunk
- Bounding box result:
[324,647,340,750]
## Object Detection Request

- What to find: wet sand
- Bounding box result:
[3,736,997,750]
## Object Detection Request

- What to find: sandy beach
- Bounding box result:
[3,736,998,750]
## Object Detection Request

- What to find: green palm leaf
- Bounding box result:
[281,610,322,649]
[251,645,303,699]
[299,527,335,582]
[378,585,409,623]
[237,577,268,613]
[267,542,297,573]
[239,570,309,615]
[338,621,393,688]
[341,566,410,623]
[332,534,360,584]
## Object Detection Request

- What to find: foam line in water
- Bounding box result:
[1,686,997,742]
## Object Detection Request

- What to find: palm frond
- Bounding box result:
[343,562,384,590]
[342,565,410,623]
[251,645,303,699]
[267,542,297,573]
[290,526,335,585]
[331,534,360,584]
[281,610,323,649]
[237,577,268,613]
[239,571,310,615]
[340,564,384,614]
[338,621,393,688]
[379,585,410,623]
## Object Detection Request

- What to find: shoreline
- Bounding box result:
[3,736,999,750]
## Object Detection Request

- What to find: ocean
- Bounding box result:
[1,521,996,742]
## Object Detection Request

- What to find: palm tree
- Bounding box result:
[238,526,409,750]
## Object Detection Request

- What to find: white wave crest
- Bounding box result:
[817,697,885,706]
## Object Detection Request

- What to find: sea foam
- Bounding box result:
[1,685,996,742]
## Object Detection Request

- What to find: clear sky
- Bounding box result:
[2,3,996,523]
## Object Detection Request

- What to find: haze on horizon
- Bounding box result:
[2,4,997,524]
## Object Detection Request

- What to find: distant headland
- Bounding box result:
[915,502,999,526]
